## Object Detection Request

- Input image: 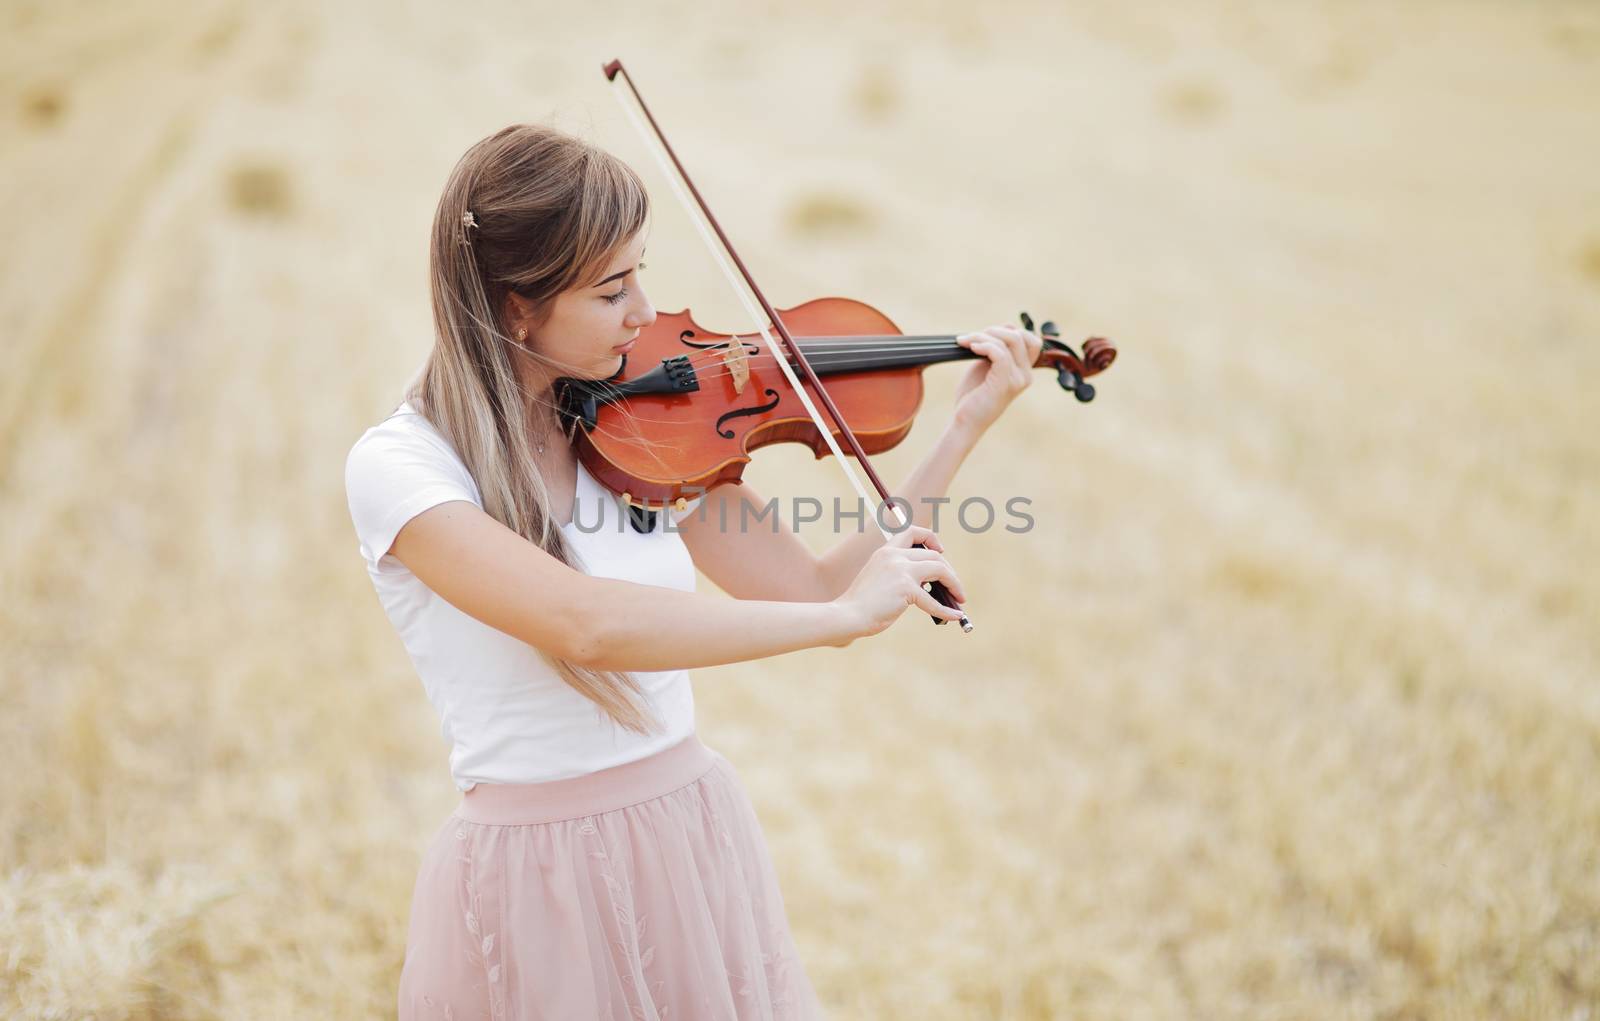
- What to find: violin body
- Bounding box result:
[557,296,1115,513]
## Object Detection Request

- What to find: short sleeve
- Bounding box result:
[345,420,481,568]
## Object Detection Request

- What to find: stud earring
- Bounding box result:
[516,328,527,342]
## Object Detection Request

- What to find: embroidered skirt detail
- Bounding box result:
[397,733,823,1020]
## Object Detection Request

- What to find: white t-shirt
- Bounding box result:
[344,400,703,790]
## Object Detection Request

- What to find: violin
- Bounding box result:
[556,300,1115,513]
[559,60,1119,631]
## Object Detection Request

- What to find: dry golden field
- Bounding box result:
[3,0,1599,1018]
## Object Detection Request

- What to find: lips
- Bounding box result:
[612,337,638,353]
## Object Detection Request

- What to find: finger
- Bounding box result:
[913,558,967,604]
[894,538,946,562]
[996,324,1038,355]
[987,329,1033,387]
[995,327,1031,373]
[961,338,1003,365]
[981,330,1022,367]
[1022,327,1043,362]
[910,585,966,622]
[902,547,951,565]
[908,532,944,553]
[890,524,940,548]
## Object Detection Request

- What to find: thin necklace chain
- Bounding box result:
[530,413,558,455]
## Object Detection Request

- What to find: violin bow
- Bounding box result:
[604,58,973,633]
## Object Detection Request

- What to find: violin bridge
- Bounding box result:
[723,335,750,395]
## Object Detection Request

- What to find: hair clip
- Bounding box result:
[461,210,479,230]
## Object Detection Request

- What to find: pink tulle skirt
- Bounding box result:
[397,733,824,1020]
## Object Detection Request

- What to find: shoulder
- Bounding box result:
[345,401,479,504]
[344,401,484,566]
[349,400,452,453]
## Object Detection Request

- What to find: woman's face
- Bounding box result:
[519,230,654,385]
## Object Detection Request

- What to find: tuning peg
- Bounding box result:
[1039,320,1059,340]
[1056,365,1096,402]
[1018,311,1035,332]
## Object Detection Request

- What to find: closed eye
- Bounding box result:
[600,262,644,305]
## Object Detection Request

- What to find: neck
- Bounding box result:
[512,357,562,438]
[528,403,563,447]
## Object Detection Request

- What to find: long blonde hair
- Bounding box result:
[411,123,658,735]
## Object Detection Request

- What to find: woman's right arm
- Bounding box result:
[388,500,966,672]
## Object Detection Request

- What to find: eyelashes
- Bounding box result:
[600,261,645,305]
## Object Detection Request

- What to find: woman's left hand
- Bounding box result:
[952,324,1043,436]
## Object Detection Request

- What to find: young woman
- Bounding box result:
[345,123,1042,1020]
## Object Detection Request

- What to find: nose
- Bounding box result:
[625,292,656,329]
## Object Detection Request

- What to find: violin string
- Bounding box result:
[680,346,969,377]
[690,338,966,357]
[648,354,981,395]
[676,347,961,375]
[688,335,964,350]
[681,354,974,389]
[666,330,1051,379]
[673,342,983,387]
[675,359,933,389]
[670,337,970,375]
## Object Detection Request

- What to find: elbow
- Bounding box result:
[555,612,610,671]
[527,581,611,670]
[562,598,676,672]
[556,586,637,671]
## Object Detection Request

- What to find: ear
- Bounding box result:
[502,289,535,330]
[503,289,554,338]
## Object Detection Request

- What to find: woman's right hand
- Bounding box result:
[831,525,967,643]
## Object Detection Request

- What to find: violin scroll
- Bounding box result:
[1020,310,1117,404]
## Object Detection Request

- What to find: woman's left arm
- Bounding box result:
[679,323,1041,601]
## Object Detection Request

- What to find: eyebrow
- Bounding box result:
[590,249,645,288]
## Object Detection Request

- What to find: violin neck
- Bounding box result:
[790,335,972,375]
